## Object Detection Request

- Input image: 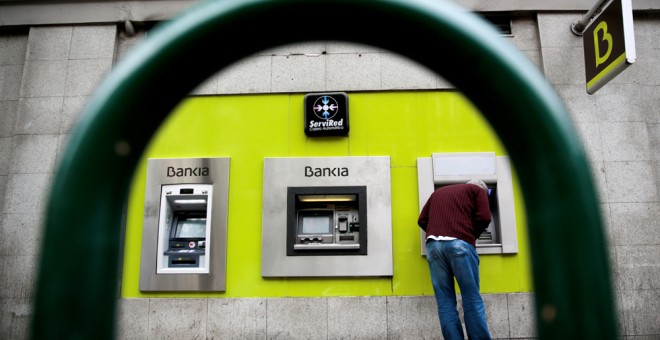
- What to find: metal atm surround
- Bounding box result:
[262,156,392,277]
[287,186,367,256]
[417,152,518,255]
[139,157,230,292]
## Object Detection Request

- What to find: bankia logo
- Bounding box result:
[304,92,349,137]
[166,166,209,177]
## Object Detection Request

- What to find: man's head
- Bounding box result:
[467,179,488,192]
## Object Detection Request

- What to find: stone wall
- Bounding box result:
[1,12,658,339]
[537,13,660,337]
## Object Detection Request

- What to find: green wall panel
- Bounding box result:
[121,91,531,298]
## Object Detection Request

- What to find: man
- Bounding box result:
[418,179,492,340]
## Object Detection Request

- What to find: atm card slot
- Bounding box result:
[170,243,186,249]
[293,244,360,250]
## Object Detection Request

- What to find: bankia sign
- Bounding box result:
[582,0,636,94]
[304,92,349,137]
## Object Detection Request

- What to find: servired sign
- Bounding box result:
[304,92,349,137]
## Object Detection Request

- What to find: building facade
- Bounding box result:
[0,1,658,339]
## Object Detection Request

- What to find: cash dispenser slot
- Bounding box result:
[287,186,367,256]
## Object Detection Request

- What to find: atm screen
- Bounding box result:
[175,218,207,238]
[299,213,333,234]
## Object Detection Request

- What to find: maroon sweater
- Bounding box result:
[418,184,491,246]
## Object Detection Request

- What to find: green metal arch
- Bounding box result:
[32,0,616,339]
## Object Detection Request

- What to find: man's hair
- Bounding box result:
[466,179,488,192]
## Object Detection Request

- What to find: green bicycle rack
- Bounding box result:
[31,0,617,339]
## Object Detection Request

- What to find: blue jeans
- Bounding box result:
[426,239,491,340]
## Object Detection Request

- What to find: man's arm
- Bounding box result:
[473,189,491,236]
[418,198,431,231]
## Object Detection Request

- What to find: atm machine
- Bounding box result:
[287,186,367,256]
[417,152,518,255]
[156,184,212,273]
[139,157,230,291]
[261,156,392,277]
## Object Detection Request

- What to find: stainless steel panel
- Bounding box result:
[139,157,230,291]
[416,157,434,257]
[495,156,518,254]
[261,156,393,277]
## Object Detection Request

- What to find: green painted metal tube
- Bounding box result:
[31,0,617,339]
